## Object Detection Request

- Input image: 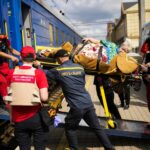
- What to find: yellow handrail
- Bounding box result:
[4,21,8,36]
[21,29,25,47]
[34,32,37,52]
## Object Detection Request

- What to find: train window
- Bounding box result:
[4,21,8,36]
[62,31,65,43]
[55,27,59,46]
[49,23,54,46]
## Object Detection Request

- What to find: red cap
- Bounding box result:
[21,46,35,57]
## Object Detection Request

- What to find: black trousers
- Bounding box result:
[95,83,121,119]
[65,107,115,150]
[118,84,130,106]
[14,113,48,150]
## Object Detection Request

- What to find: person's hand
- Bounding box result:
[82,37,100,44]
[82,38,90,42]
[33,60,42,68]
[140,64,148,72]
[119,45,129,53]
[33,60,41,67]
[82,38,92,43]
[144,75,150,83]
[145,62,150,67]
[11,56,19,62]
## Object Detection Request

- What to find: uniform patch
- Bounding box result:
[12,75,35,83]
[61,71,82,76]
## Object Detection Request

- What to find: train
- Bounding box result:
[0,0,82,53]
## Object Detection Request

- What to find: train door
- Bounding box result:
[21,3,32,46]
[49,23,54,46]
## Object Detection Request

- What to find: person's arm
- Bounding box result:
[33,61,58,81]
[82,37,100,44]
[141,64,148,72]
[40,88,48,102]
[33,60,43,69]
[0,51,19,62]
[36,69,49,103]
[9,47,20,56]
[6,39,20,56]
[46,68,59,81]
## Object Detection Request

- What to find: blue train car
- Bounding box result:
[0,0,82,52]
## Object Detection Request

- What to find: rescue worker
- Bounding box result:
[0,34,20,105]
[45,49,115,150]
[6,46,49,150]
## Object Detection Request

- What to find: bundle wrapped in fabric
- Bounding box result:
[37,39,141,76]
[73,40,140,75]
[36,39,142,92]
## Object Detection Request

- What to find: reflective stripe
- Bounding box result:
[56,67,84,71]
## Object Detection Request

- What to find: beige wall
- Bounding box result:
[126,13,139,48]
[110,0,150,49]
[145,12,150,22]
[145,0,150,10]
[126,13,139,38]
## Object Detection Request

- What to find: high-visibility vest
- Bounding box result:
[6,67,41,106]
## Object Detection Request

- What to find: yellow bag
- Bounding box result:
[117,52,138,74]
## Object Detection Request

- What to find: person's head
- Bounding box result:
[54,49,69,64]
[20,46,36,63]
[0,34,8,45]
[119,38,132,53]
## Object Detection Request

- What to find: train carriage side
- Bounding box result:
[32,0,82,48]
[6,0,81,53]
